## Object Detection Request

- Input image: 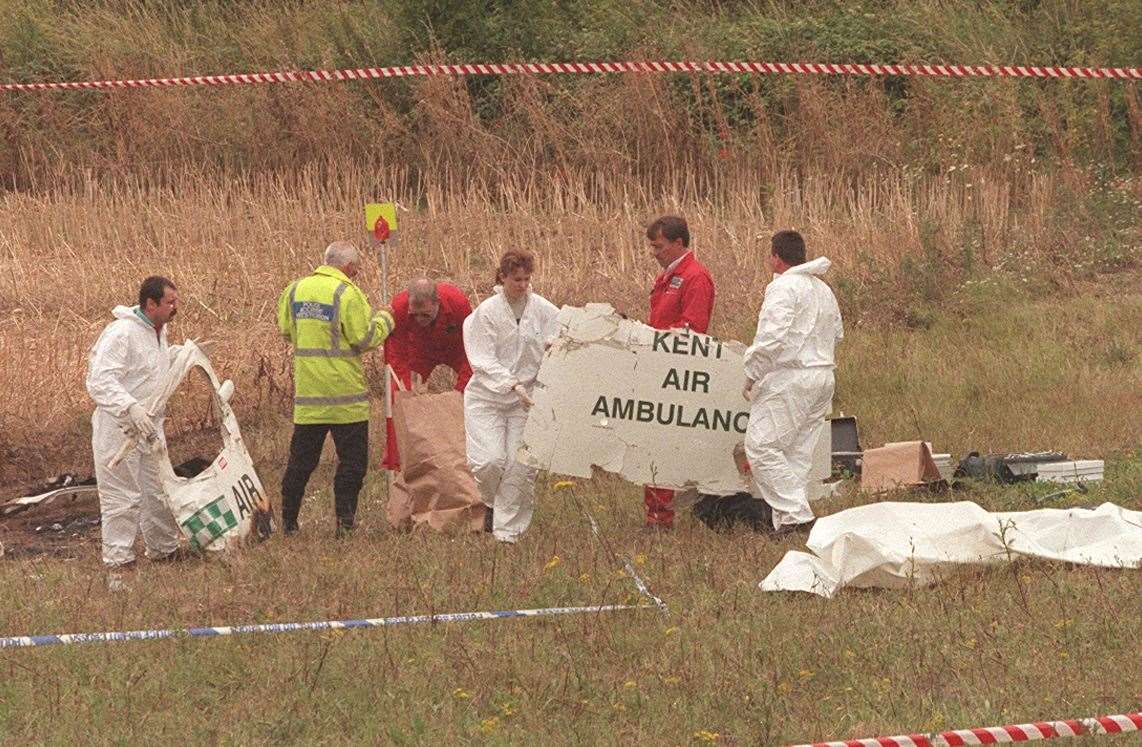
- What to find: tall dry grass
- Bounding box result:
[1,0,1139,187]
[1,154,1138,484]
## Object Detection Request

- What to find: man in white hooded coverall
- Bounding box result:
[743,230,843,531]
[463,249,561,543]
[86,276,183,571]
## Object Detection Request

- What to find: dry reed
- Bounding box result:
[1,155,1137,484]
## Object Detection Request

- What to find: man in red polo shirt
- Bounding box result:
[383,277,473,471]
[644,215,716,529]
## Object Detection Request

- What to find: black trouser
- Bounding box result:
[280,421,368,530]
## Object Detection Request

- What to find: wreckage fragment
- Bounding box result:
[124,341,274,552]
[518,304,752,494]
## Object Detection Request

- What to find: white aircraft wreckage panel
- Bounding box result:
[112,341,274,552]
[519,304,752,494]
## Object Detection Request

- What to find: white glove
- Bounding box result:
[126,402,156,439]
[741,379,755,402]
[512,384,534,408]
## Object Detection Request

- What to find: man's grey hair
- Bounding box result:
[407,277,439,304]
[324,240,360,268]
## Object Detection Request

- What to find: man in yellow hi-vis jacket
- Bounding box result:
[277,241,395,536]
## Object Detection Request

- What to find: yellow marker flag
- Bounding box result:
[364,202,398,240]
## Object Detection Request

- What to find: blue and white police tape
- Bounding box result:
[0,603,652,650]
[585,511,669,615]
[622,557,669,614]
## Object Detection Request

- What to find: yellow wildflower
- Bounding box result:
[633,553,647,567]
[544,555,562,571]
[553,480,576,491]
[663,626,679,636]
[623,680,637,689]
[453,688,471,700]
[478,717,499,734]
[925,711,947,732]
[693,730,720,742]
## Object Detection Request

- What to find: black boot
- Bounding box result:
[335,516,355,539]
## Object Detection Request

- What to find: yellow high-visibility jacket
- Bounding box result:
[277,265,394,424]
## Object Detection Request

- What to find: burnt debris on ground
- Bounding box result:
[1,458,211,560]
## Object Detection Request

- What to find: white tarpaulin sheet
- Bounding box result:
[518,303,752,494]
[760,501,1142,598]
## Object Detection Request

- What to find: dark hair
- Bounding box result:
[496,249,535,285]
[646,215,689,248]
[138,276,176,308]
[771,230,806,266]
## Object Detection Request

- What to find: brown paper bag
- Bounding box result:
[860,440,943,493]
[384,472,414,531]
[388,384,486,533]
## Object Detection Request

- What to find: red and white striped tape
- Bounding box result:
[1,60,1139,92]
[792,711,1141,747]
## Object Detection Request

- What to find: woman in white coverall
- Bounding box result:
[463,249,560,543]
[86,276,183,569]
[743,230,843,532]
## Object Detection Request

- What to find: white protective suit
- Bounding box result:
[743,257,844,529]
[86,305,182,566]
[463,288,561,543]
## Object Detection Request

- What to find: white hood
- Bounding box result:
[492,284,531,301]
[112,304,155,330]
[783,256,832,277]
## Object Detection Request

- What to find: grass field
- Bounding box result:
[0,445,1138,743]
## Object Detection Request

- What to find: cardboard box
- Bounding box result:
[861,441,943,493]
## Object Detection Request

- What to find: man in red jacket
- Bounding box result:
[644,215,716,529]
[382,277,473,471]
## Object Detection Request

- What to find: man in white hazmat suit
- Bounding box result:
[463,249,561,543]
[86,276,184,571]
[743,230,843,531]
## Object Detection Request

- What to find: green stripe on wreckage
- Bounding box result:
[181,496,239,550]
